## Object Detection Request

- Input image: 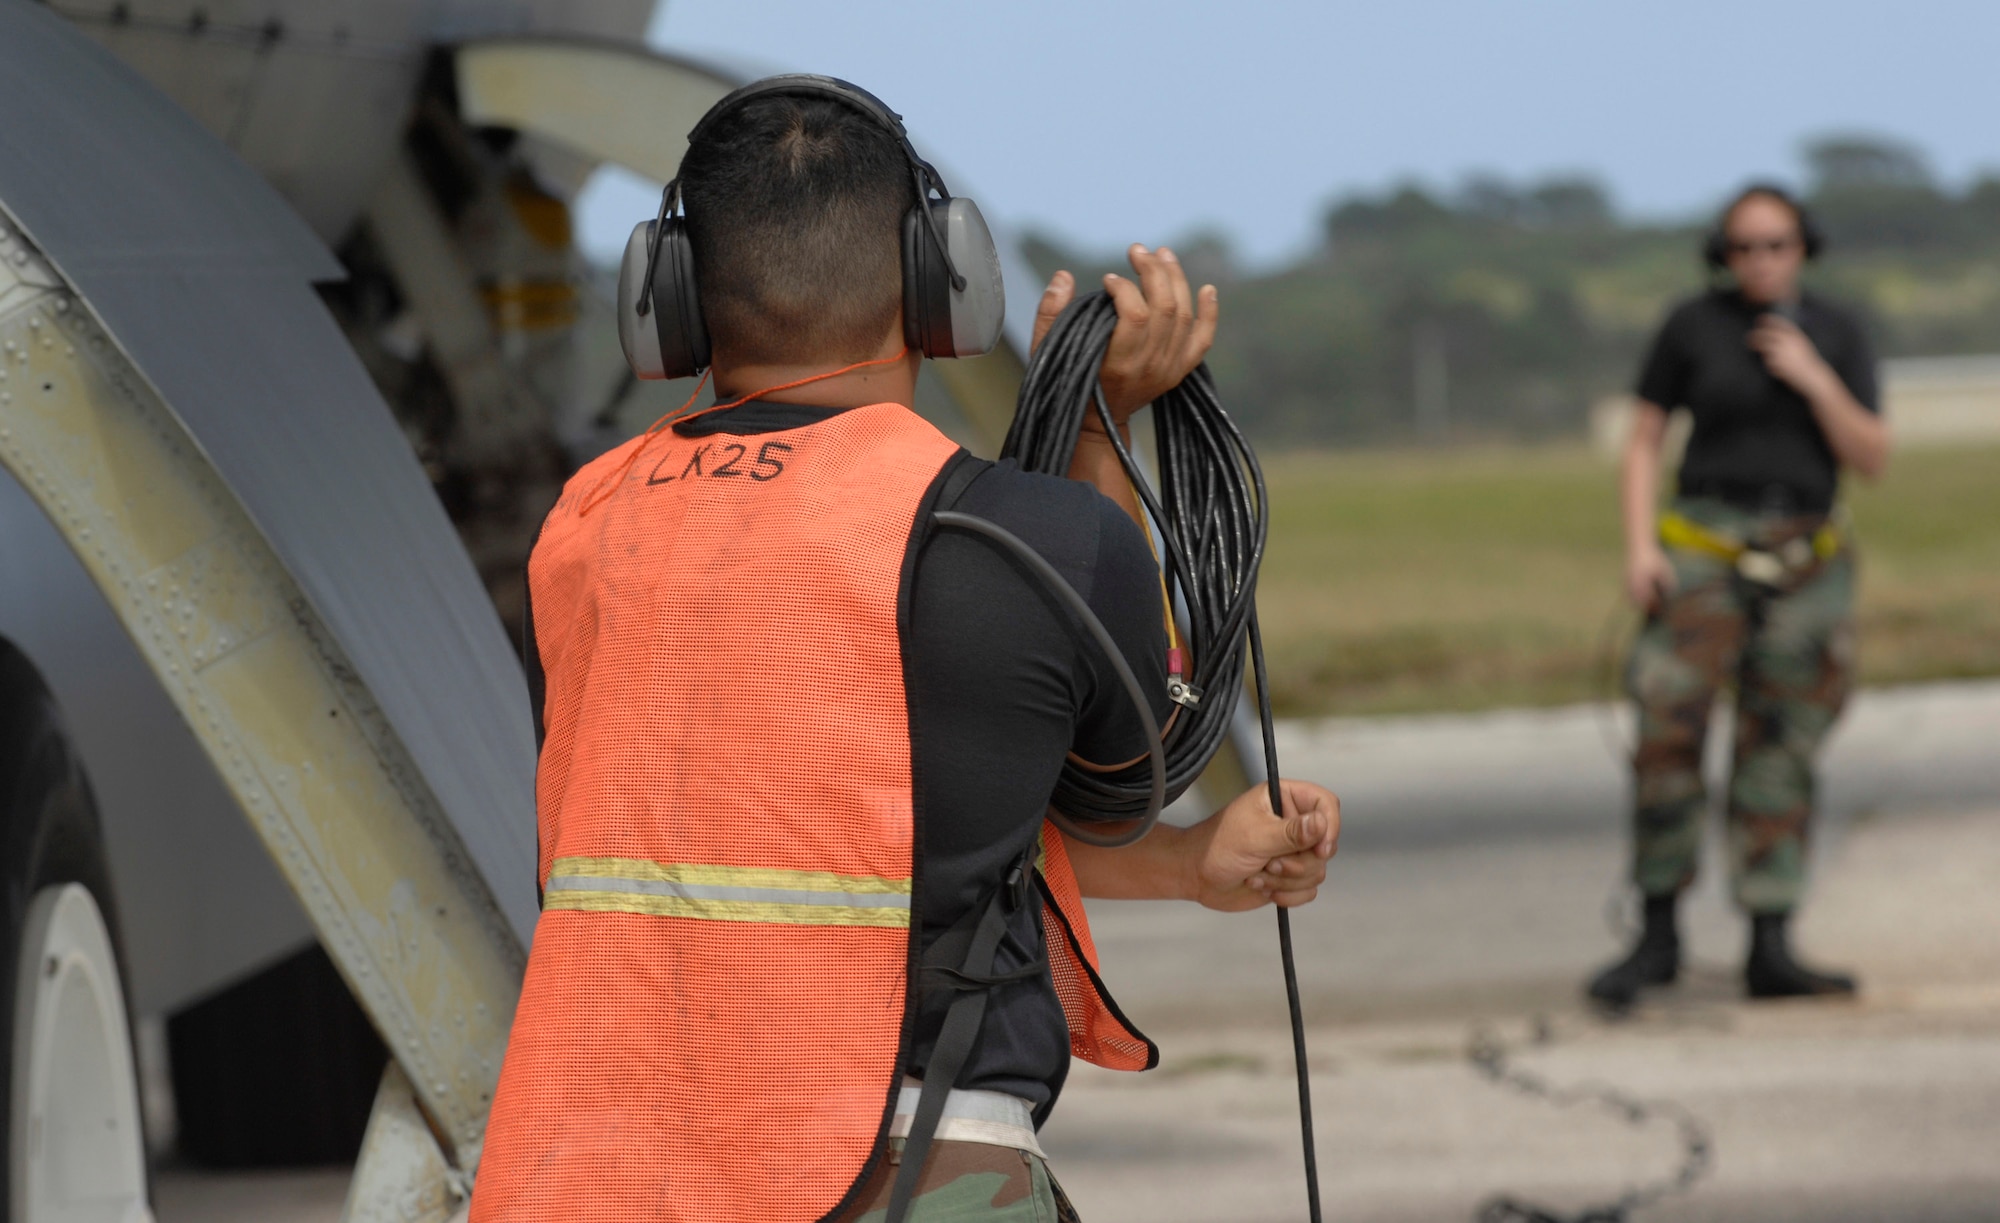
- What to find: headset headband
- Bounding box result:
[636,74,966,319]
[686,75,912,165]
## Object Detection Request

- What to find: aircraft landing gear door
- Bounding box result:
[11,885,152,1223]
[3,8,541,1217]
[0,169,521,1223]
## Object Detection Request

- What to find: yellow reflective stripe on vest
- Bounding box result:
[542,857,912,927]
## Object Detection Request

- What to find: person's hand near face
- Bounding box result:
[1748,312,1841,400]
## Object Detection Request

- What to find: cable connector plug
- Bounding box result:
[1166,647,1203,708]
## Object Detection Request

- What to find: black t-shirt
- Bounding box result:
[526,400,1171,1112]
[1635,289,1879,514]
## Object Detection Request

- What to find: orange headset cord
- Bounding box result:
[692,345,911,422]
[577,346,911,516]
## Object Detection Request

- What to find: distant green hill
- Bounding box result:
[1023,136,2000,445]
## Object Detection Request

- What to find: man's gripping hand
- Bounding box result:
[1182,780,1339,912]
[1059,779,1338,907]
[1032,245,1221,428]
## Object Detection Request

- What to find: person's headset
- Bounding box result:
[1703,182,1826,271]
[616,74,1006,382]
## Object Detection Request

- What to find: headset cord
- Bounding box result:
[1003,289,1324,1222]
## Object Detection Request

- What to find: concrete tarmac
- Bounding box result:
[1042,679,2000,1221]
[153,680,2000,1222]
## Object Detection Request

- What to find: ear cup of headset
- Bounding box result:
[618,220,667,378]
[901,196,1005,359]
[1799,213,1825,259]
[616,217,711,381]
[1703,228,1730,271]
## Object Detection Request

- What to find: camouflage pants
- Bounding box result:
[1626,498,1856,914]
[831,1139,1082,1222]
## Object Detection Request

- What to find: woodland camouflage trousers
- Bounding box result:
[1625,497,1856,914]
[832,1140,1082,1223]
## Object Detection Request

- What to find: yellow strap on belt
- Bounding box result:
[1658,511,1843,562]
[1658,511,1743,560]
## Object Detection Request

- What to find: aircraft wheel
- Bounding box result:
[0,642,151,1223]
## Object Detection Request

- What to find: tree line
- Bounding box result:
[1022,136,2000,445]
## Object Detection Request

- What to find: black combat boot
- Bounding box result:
[1586,893,1681,1011]
[1745,912,1857,999]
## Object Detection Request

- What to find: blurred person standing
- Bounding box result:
[1588,184,1891,1009]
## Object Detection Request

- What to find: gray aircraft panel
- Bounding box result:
[1,4,334,281]
[0,3,539,945]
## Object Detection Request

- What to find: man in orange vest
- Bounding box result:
[471,77,1338,1223]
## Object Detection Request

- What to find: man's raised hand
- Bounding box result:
[1031,245,1221,428]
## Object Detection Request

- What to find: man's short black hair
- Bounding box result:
[680,95,915,366]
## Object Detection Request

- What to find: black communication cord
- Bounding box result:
[1468,1022,1713,1221]
[931,510,1167,846]
[997,289,1325,1222]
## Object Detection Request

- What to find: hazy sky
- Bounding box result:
[574,0,2000,269]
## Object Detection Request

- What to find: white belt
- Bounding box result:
[890,1079,1044,1157]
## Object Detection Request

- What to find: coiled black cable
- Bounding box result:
[1002,289,1324,1223]
[1003,290,1265,822]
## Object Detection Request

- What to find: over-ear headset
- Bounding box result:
[617,74,1006,381]
[1703,182,1825,271]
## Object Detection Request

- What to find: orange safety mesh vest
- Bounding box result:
[1037,821,1157,1072]
[472,402,1150,1222]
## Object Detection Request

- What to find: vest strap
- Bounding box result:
[931,450,983,515]
[886,845,1037,1223]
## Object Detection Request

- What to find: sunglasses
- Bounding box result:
[1726,236,1801,258]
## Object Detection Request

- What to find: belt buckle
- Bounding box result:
[1736,549,1785,586]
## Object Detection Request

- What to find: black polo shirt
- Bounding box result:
[1636,289,1880,514]
[525,400,1171,1113]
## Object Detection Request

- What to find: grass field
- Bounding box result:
[1257,442,2000,717]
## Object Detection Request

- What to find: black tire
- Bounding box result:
[0,638,134,1219]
